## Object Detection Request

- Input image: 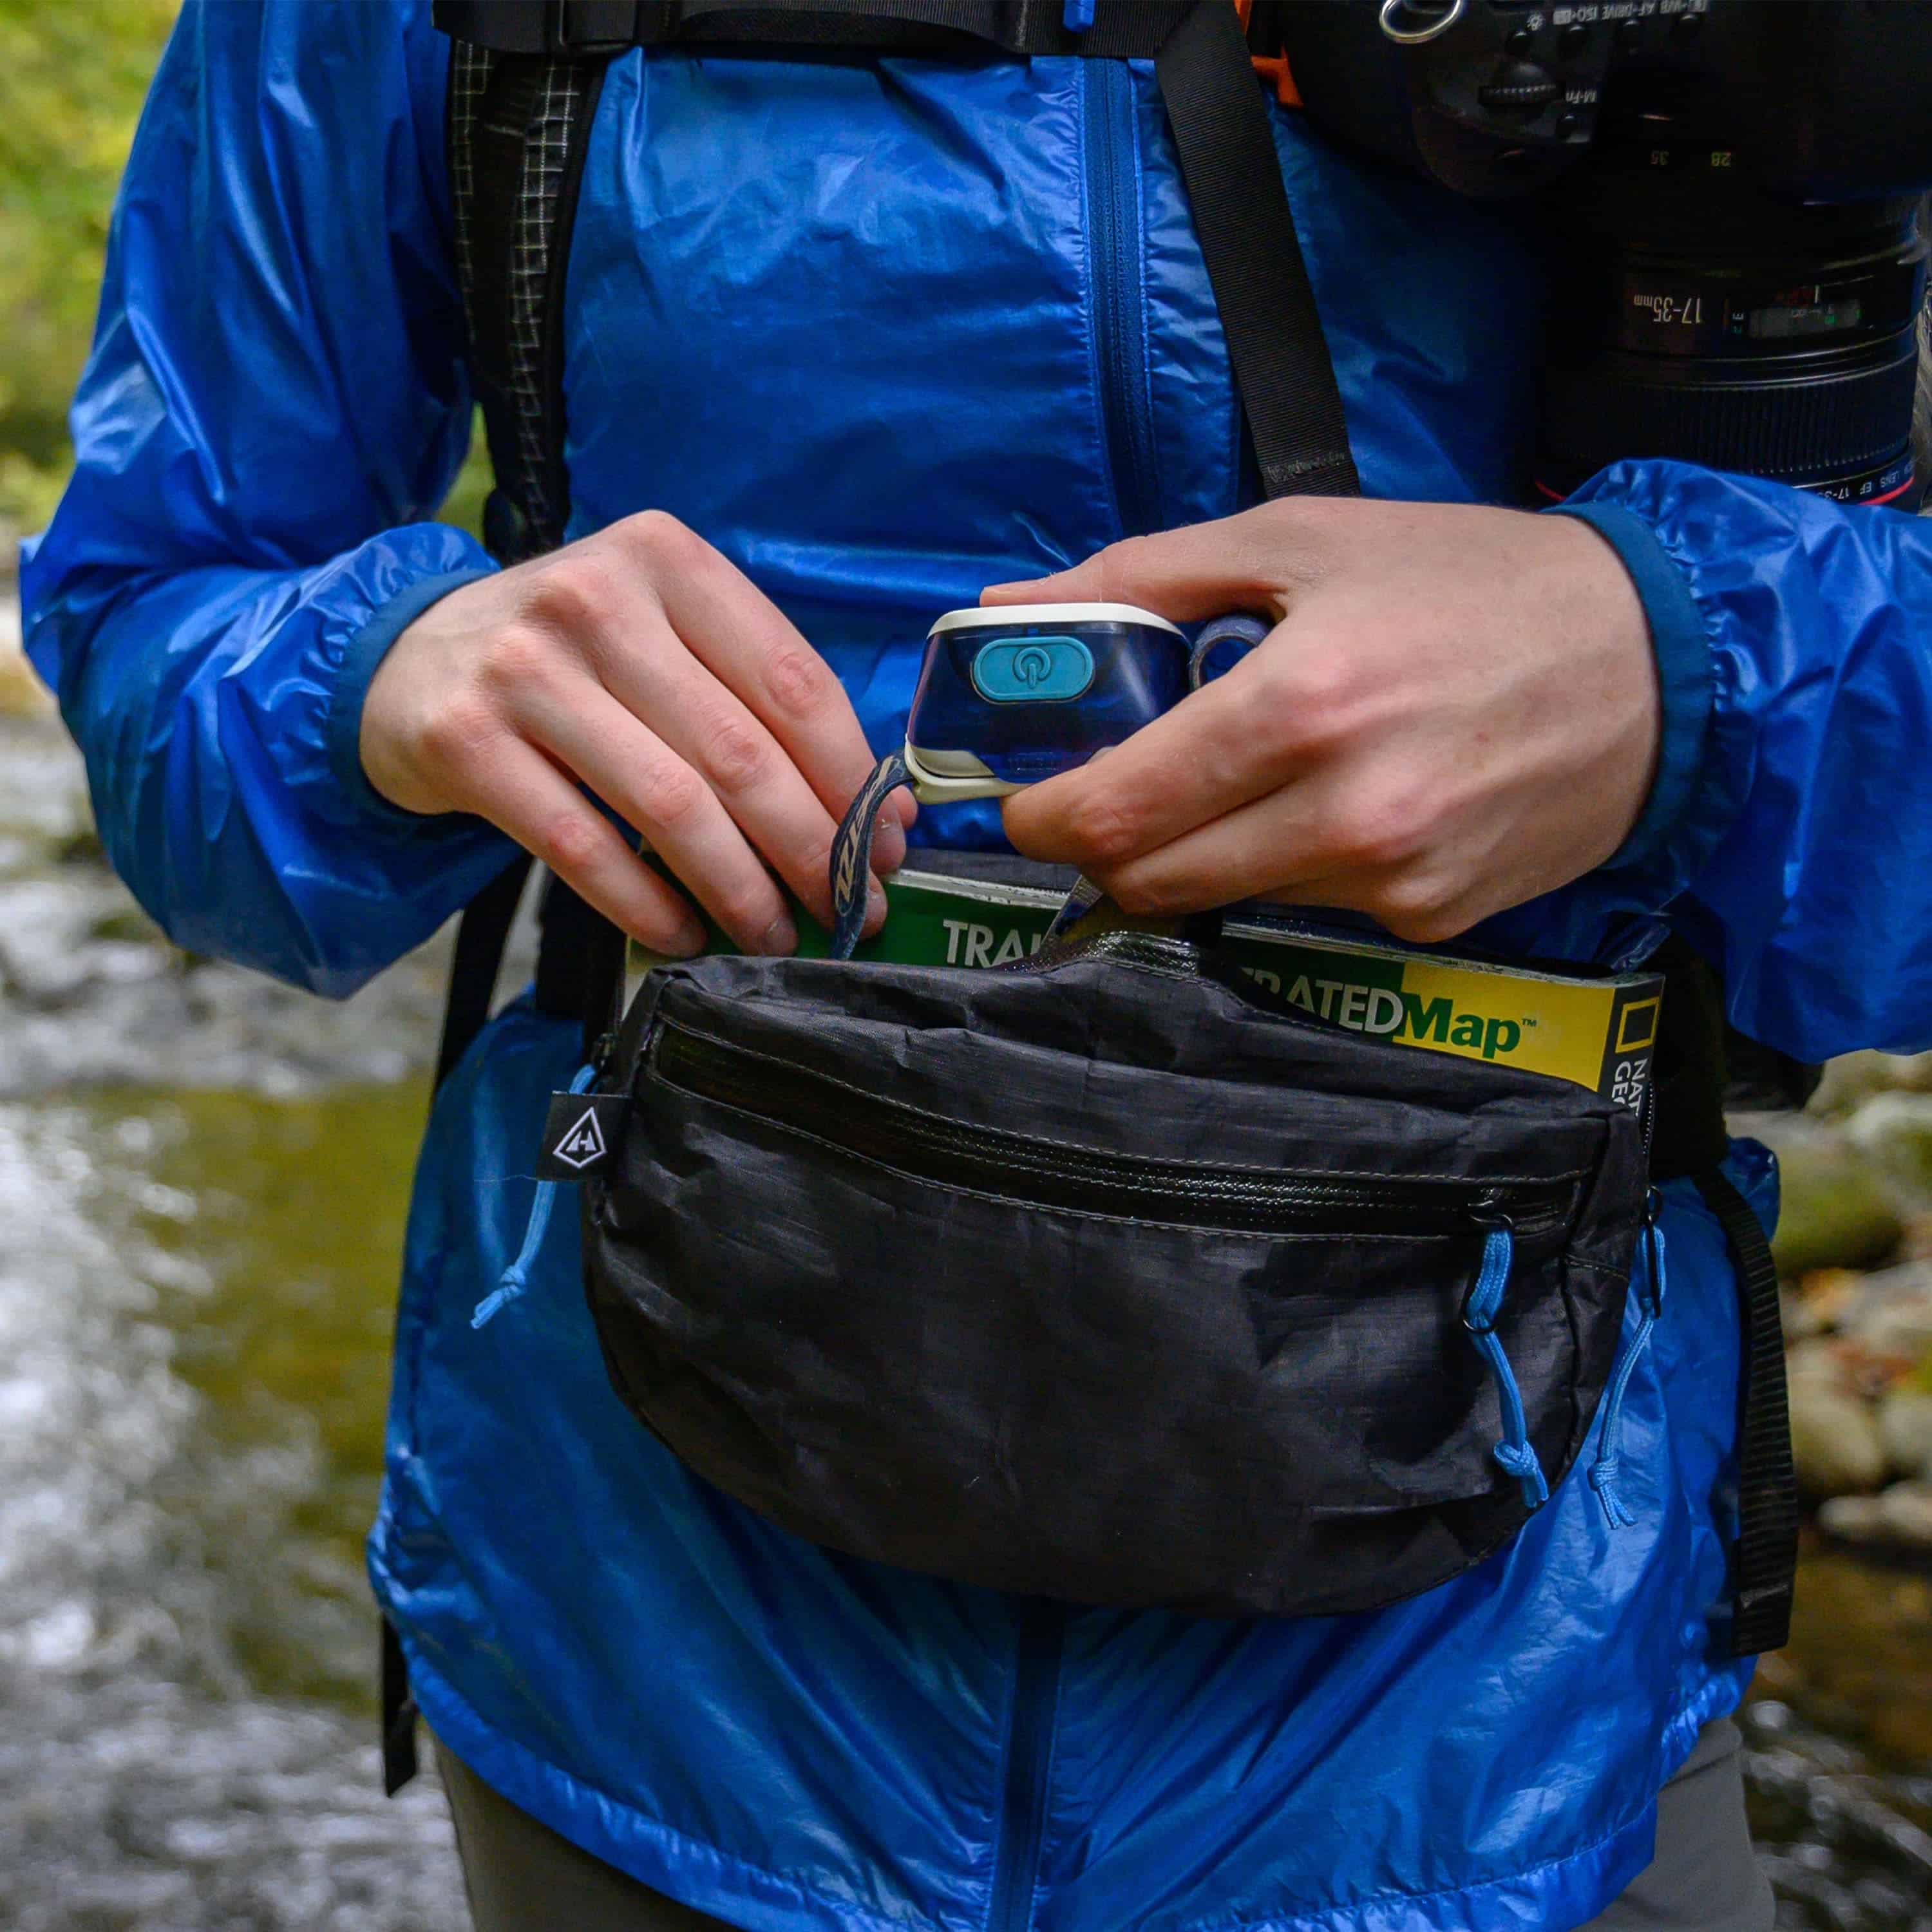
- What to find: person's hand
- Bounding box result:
[987,498,1659,942]
[360,512,913,955]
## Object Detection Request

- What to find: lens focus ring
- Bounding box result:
[1542,336,1919,486]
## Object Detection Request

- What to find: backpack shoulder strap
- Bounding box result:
[431,14,615,1108]
[1153,1,1359,498]
[384,16,613,1800]
[448,30,609,562]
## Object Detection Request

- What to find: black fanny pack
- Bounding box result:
[556,925,1646,1619]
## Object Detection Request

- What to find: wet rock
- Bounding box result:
[1875,1481,1932,1549]
[1834,1260,1932,1360]
[0,594,51,720]
[1845,1090,1932,1202]
[1817,1493,1889,1543]
[1794,1267,1865,1334]
[1788,1336,1856,1389]
[1877,1387,1932,1481]
[1769,1136,1905,1278]
[1789,1374,1888,1498]
[1808,1048,1932,1115]
[1901,1211,1932,1264]
[1819,1483,1932,1553]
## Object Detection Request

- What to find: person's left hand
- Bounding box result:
[985,498,1661,943]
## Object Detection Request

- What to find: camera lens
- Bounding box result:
[1536,135,1927,506]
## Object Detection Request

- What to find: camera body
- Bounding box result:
[1275,0,1932,204]
[1271,0,1932,501]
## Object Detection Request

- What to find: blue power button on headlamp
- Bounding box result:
[970,635,1095,704]
[899,601,1189,804]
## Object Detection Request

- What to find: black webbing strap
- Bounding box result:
[1647,941,1797,1657]
[437,0,1187,59]
[435,23,613,1085]
[379,1618,419,1797]
[434,853,534,1090]
[383,26,616,1799]
[1153,3,1359,498]
[1695,1167,1799,1656]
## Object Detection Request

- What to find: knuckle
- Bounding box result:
[476,624,558,705]
[625,508,705,572]
[1269,656,1360,753]
[762,643,835,719]
[696,709,771,792]
[717,876,781,936]
[418,693,497,774]
[1063,791,1145,870]
[1371,874,1459,945]
[1334,782,1435,871]
[536,810,606,878]
[520,557,618,640]
[632,756,708,831]
[1092,536,1153,606]
[1106,869,1184,918]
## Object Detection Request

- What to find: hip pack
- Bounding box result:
[552,924,1645,1619]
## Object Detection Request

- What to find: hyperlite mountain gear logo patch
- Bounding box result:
[556,1107,606,1168]
[536,1091,627,1181]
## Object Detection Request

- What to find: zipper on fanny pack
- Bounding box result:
[649,1022,1575,1239]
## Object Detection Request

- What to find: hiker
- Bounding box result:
[21,3,1932,1928]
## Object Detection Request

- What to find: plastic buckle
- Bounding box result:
[550,0,641,55]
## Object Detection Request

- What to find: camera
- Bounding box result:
[1270,0,1932,502]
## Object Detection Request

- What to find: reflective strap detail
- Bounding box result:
[829,752,915,960]
[473,1063,597,1329]
[1588,1215,1667,1530]
[1461,1227,1550,1510]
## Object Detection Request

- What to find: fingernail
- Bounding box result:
[874,811,908,872]
[755,912,798,957]
[864,878,888,930]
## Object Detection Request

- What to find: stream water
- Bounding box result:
[1,609,1927,1930]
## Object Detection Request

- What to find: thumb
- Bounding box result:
[980,504,1309,623]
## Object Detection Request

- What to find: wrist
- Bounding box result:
[332,565,496,823]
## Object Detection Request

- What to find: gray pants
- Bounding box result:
[438,1718,1772,1932]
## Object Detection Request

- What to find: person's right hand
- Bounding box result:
[359,512,913,957]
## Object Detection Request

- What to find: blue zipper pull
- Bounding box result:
[1589,1188,1667,1530]
[1063,0,1096,30]
[1462,1209,1550,1510]
[473,1063,598,1331]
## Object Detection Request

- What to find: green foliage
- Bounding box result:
[444,422,493,545]
[0,1,494,553]
[0,0,178,538]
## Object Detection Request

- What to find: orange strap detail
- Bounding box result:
[1232,0,1303,106]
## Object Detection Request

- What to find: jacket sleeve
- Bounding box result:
[1554,460,1932,1061]
[18,0,514,999]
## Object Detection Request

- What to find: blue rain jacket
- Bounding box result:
[23,4,1932,1927]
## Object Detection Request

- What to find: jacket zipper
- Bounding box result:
[651,1023,1573,1238]
[1083,61,1162,536]
[987,1600,1065,1932]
